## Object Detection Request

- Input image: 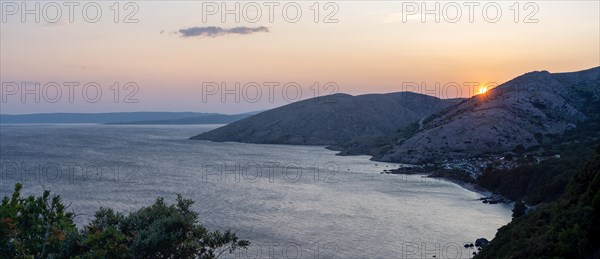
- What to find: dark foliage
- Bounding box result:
[0,184,249,258]
[475,149,600,258]
[511,201,526,219]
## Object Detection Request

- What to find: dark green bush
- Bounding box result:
[475,150,600,258]
[0,184,249,258]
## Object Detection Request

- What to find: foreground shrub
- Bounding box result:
[1,183,249,258]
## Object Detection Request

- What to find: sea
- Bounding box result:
[0,124,512,258]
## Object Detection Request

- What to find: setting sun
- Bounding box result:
[480,86,489,94]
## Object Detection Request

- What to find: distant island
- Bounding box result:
[0,111,258,125]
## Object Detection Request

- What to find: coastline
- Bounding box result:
[437,175,493,197]
[382,166,504,203]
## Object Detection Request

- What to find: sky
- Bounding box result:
[1,1,599,114]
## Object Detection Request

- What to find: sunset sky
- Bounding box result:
[1,1,599,114]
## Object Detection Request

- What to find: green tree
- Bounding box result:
[511,200,526,218]
[118,195,249,258]
[0,183,77,258]
[1,183,249,258]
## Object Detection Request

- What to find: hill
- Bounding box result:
[376,67,600,163]
[190,92,460,145]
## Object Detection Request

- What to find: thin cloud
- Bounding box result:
[177,26,269,38]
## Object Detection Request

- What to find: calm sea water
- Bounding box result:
[0,124,511,258]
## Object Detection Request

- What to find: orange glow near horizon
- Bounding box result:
[479,86,489,95]
[0,1,598,114]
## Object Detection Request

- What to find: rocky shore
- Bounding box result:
[381,165,505,204]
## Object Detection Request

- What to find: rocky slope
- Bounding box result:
[190,92,458,145]
[376,67,600,163]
